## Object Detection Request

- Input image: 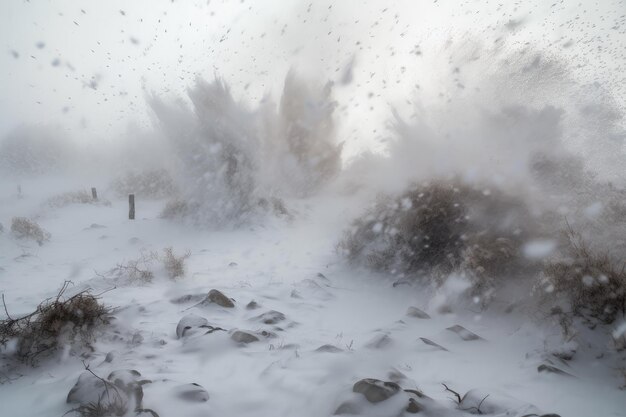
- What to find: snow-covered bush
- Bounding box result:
[46,190,111,208]
[161,247,191,280]
[11,217,50,245]
[106,248,191,284]
[149,71,341,226]
[339,179,537,299]
[110,169,177,199]
[0,284,110,365]
[538,225,626,325]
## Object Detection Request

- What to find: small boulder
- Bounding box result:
[204,289,235,308]
[418,337,449,352]
[365,333,393,349]
[315,344,343,353]
[406,306,430,319]
[231,330,259,344]
[353,378,401,403]
[252,310,286,325]
[537,364,574,378]
[246,300,259,310]
[446,325,483,341]
[66,372,109,405]
[173,383,209,402]
[176,314,208,339]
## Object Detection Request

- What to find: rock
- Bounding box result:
[387,369,407,382]
[352,378,401,403]
[66,372,109,405]
[253,310,286,325]
[537,364,574,377]
[406,306,430,319]
[176,314,209,339]
[246,300,259,310]
[173,383,209,402]
[104,351,116,363]
[204,289,235,308]
[406,398,422,414]
[334,401,361,415]
[446,325,483,341]
[418,337,449,352]
[315,344,343,353]
[231,330,259,344]
[258,329,277,339]
[365,333,393,349]
[107,369,146,409]
[170,294,205,304]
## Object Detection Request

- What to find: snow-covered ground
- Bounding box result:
[0,180,624,417]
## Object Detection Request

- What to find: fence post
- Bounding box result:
[91,187,98,200]
[129,194,135,220]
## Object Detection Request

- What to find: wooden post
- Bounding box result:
[129,194,135,220]
[91,187,98,200]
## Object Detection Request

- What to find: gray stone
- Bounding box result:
[365,333,393,349]
[173,383,209,402]
[419,337,449,351]
[446,325,483,341]
[537,364,574,377]
[334,401,361,415]
[107,369,146,409]
[406,306,430,319]
[170,294,205,304]
[231,330,260,344]
[252,310,286,325]
[352,378,401,403]
[246,300,259,310]
[205,289,235,308]
[66,372,109,405]
[176,314,209,339]
[315,344,343,353]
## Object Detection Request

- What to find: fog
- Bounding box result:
[1,2,625,417]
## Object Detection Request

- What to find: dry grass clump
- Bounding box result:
[0,282,110,365]
[339,180,535,296]
[106,248,191,283]
[539,224,626,325]
[11,217,51,245]
[67,397,128,417]
[162,247,191,280]
[110,251,158,284]
[46,190,110,208]
[111,169,176,199]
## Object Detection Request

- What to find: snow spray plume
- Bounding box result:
[149,71,342,227]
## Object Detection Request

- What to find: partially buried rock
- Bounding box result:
[246,300,259,310]
[315,344,343,353]
[419,337,449,352]
[107,369,147,409]
[67,372,109,405]
[231,330,259,344]
[537,364,574,378]
[406,306,430,319]
[446,325,483,341]
[173,383,209,402]
[176,314,208,339]
[365,333,393,349]
[252,310,286,325]
[204,289,235,308]
[353,378,401,403]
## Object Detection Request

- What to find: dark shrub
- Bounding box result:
[339,179,536,297]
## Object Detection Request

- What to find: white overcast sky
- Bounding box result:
[0,0,624,154]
